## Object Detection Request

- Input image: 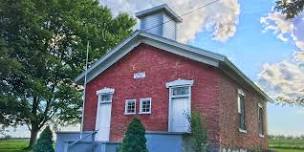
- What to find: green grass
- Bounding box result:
[269,136,304,152]
[0,139,29,152]
[271,148,304,152]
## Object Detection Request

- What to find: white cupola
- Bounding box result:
[135,4,182,40]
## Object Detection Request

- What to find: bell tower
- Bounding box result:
[136,4,182,40]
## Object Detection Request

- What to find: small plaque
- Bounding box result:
[133,72,146,79]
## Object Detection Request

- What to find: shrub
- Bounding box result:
[33,126,54,152]
[188,111,208,152]
[118,118,148,152]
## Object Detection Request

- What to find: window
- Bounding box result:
[100,94,111,103]
[238,89,246,132]
[172,86,189,96]
[96,87,115,103]
[125,99,136,115]
[258,103,264,137]
[140,98,152,114]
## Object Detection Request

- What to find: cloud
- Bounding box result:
[258,12,304,104]
[260,12,304,50]
[260,12,294,42]
[100,0,240,43]
[258,51,304,103]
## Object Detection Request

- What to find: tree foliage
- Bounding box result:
[118,118,148,152]
[275,0,304,18]
[0,0,135,147]
[33,126,54,152]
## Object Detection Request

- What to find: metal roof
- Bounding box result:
[135,4,182,22]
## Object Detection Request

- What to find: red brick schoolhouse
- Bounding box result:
[75,4,270,151]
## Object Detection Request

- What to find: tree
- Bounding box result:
[188,111,208,152]
[33,126,54,152]
[275,0,304,18]
[118,118,148,152]
[0,0,136,148]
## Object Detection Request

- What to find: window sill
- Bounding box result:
[139,112,151,115]
[124,113,136,115]
[259,134,265,138]
[239,128,247,133]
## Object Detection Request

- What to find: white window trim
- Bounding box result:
[124,99,136,115]
[239,128,248,133]
[96,87,115,95]
[258,103,263,109]
[96,88,115,104]
[139,97,152,114]
[237,89,247,133]
[166,79,193,132]
[258,103,265,138]
[237,89,245,113]
[166,79,194,88]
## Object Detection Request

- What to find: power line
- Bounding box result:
[145,0,220,32]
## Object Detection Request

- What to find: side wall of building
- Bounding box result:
[83,44,220,143]
[218,72,268,151]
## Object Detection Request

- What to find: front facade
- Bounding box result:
[76,4,269,151]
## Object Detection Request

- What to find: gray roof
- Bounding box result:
[135,4,182,22]
[75,30,272,101]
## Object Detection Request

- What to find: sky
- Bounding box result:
[4,0,304,137]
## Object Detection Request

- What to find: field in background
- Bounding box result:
[0,139,29,152]
[1,136,304,152]
[269,135,304,152]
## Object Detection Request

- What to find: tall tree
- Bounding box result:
[276,0,304,18]
[0,0,135,148]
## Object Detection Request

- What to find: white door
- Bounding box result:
[171,97,190,132]
[96,102,112,141]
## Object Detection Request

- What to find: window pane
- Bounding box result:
[125,100,136,114]
[140,99,151,113]
[239,95,246,130]
[258,107,264,135]
[172,87,189,96]
[101,95,111,101]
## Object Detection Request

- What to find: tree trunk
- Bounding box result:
[28,126,39,149]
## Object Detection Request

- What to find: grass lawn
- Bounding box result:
[0,139,29,152]
[271,148,304,152]
[269,136,304,152]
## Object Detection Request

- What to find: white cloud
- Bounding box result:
[260,12,304,50]
[259,12,304,104]
[100,0,240,43]
[258,51,304,104]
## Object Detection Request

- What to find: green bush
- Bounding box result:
[118,118,148,152]
[33,126,54,152]
[188,111,208,152]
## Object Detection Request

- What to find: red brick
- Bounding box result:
[83,43,267,150]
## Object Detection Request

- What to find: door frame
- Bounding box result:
[95,87,115,141]
[166,79,193,132]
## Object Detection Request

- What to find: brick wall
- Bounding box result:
[83,43,267,149]
[218,72,268,150]
[84,44,220,142]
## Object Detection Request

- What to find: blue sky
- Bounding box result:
[4,0,304,137]
[188,0,304,135]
